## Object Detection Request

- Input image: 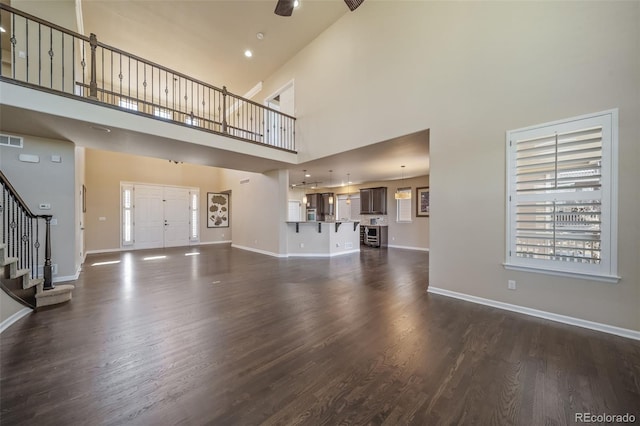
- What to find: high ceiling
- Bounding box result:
[81,0,348,96]
[2,1,430,185]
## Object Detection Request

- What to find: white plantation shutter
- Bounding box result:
[288,200,302,221]
[396,188,412,222]
[506,110,618,282]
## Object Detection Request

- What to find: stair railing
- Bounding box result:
[0,171,54,290]
[0,3,296,152]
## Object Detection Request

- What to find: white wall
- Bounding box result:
[84,149,229,252]
[259,2,640,331]
[220,168,288,256]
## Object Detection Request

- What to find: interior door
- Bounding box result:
[134,185,164,249]
[163,187,190,248]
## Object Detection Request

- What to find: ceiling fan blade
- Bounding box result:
[344,0,365,12]
[275,0,295,16]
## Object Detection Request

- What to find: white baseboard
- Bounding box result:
[86,241,232,256]
[387,245,429,252]
[0,307,32,334]
[288,249,361,258]
[53,266,81,283]
[231,244,287,258]
[85,248,126,255]
[196,240,232,246]
[427,286,640,341]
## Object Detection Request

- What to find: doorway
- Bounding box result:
[264,80,294,147]
[122,183,199,249]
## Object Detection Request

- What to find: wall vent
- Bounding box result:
[0,134,24,148]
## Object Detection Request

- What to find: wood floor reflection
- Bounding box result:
[1,245,638,425]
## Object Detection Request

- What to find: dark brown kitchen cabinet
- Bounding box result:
[305,192,334,221]
[306,193,320,209]
[360,187,387,214]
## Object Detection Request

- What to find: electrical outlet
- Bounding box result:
[508,280,516,290]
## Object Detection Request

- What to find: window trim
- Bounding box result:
[121,184,134,247]
[189,190,200,242]
[504,109,620,283]
[396,187,412,223]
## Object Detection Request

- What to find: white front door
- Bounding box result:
[163,187,190,248]
[134,185,164,249]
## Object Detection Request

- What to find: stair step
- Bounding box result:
[25,277,44,290]
[35,284,74,307]
[9,268,29,280]
[0,256,18,267]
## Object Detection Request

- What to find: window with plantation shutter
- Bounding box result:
[505,109,619,282]
[396,188,412,222]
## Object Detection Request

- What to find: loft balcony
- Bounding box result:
[0,4,296,159]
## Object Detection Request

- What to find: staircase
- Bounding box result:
[1,246,74,309]
[1,171,74,311]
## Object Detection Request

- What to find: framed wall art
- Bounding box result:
[416,187,429,217]
[207,192,230,228]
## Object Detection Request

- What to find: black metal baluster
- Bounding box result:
[110,49,113,100]
[61,32,65,92]
[35,219,40,280]
[222,86,227,134]
[207,87,211,130]
[136,61,139,106]
[80,38,85,89]
[0,11,3,77]
[71,34,75,94]
[118,52,122,97]
[128,55,131,102]
[143,63,147,104]
[38,22,41,85]
[25,19,29,83]
[49,27,53,88]
[10,13,16,79]
[29,217,34,279]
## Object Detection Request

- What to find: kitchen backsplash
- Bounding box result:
[359,215,389,226]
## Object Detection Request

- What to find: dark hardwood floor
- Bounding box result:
[1,245,639,425]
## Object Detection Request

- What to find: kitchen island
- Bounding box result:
[286,221,360,257]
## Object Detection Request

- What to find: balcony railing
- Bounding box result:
[0,4,296,152]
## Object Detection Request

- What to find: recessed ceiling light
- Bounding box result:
[256,32,264,40]
[244,50,253,58]
[294,0,300,7]
[305,173,311,177]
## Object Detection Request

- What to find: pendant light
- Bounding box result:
[346,173,352,205]
[328,170,334,205]
[301,170,308,206]
[395,165,411,200]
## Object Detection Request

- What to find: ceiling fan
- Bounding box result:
[275,0,365,17]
